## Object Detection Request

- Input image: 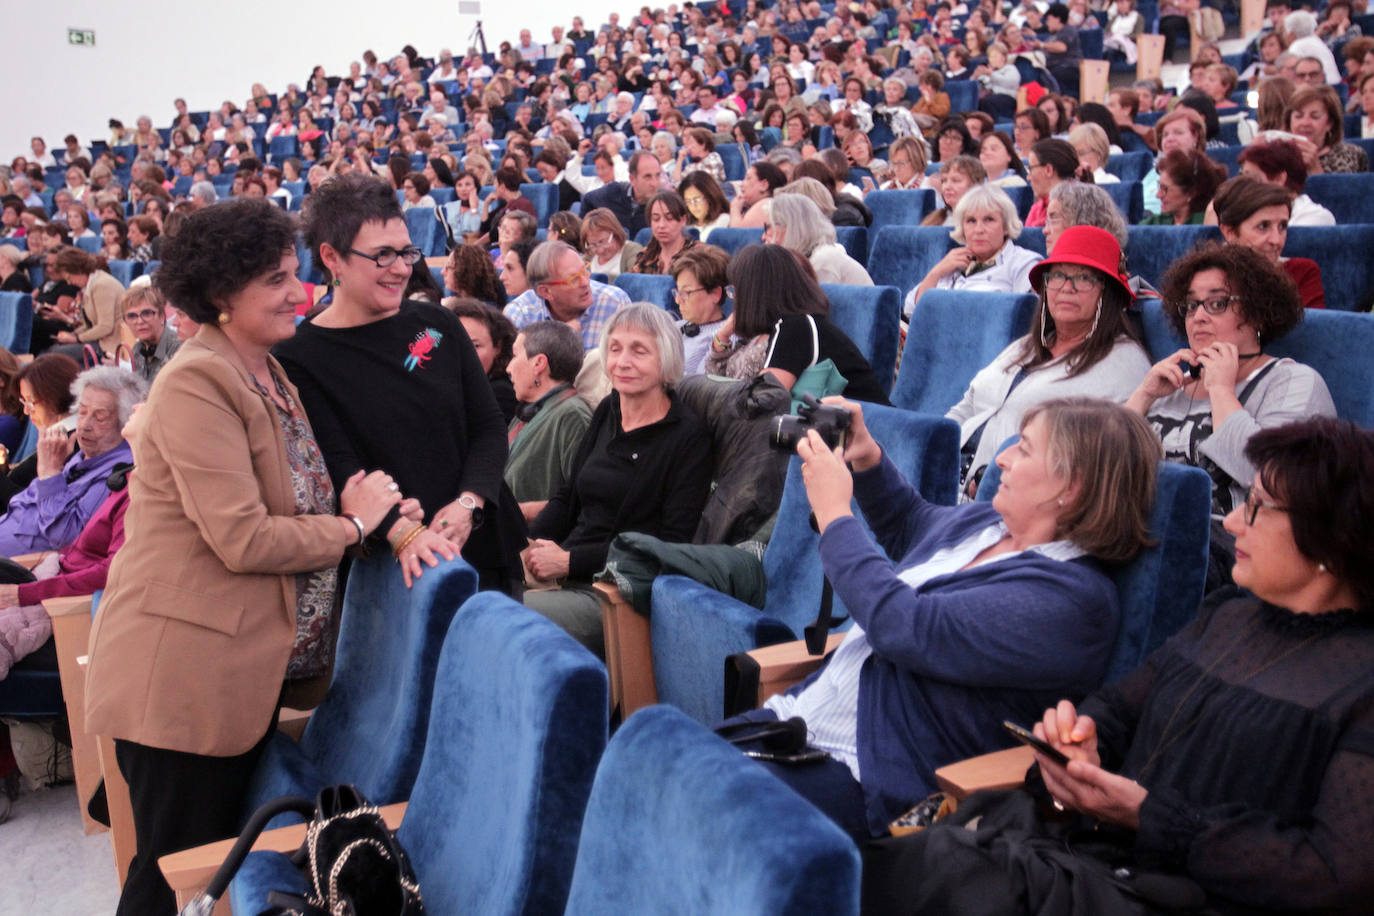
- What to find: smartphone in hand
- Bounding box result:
[1002,721,1071,766]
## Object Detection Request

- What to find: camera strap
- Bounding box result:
[803,576,836,656]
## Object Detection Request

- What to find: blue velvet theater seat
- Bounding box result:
[1122,225,1222,291]
[0,292,34,355]
[520,182,559,228]
[563,705,860,916]
[865,190,938,258]
[1303,172,1374,226]
[891,290,1037,416]
[865,225,957,296]
[704,227,764,258]
[613,273,678,313]
[1283,225,1374,313]
[230,591,608,916]
[648,405,960,724]
[1140,299,1374,426]
[977,446,1213,683]
[403,207,445,258]
[820,283,902,397]
[238,554,478,826]
[834,226,869,267]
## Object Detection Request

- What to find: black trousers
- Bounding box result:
[114,727,273,916]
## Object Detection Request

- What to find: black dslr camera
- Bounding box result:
[770,394,851,452]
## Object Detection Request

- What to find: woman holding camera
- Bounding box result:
[738,396,1161,844]
[864,416,1374,916]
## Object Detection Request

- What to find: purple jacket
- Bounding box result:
[0,441,132,556]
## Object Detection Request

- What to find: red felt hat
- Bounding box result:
[1024,82,1048,107]
[1028,225,1133,302]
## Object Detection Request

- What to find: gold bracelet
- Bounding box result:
[391,524,425,559]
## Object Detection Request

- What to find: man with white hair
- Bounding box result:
[12,176,42,209]
[609,92,637,132]
[1285,10,1341,83]
[545,25,566,58]
[517,29,542,62]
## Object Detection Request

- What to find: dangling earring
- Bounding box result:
[1088,296,1102,339]
[332,277,341,287]
[1039,297,1052,349]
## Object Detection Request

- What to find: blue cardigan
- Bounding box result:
[809,453,1121,833]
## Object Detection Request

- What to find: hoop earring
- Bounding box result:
[1088,296,1102,339]
[1039,296,1052,349]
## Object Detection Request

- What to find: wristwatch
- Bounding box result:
[457,494,484,528]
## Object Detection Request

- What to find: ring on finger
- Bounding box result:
[387,482,400,493]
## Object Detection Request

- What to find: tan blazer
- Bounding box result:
[86,325,352,757]
[75,270,124,355]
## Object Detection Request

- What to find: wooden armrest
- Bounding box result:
[159,801,408,903]
[934,745,1035,801]
[745,633,846,707]
[594,581,658,717]
[12,551,54,570]
[42,594,94,619]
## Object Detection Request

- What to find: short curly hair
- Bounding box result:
[447,243,505,306]
[1158,242,1304,343]
[302,174,403,284]
[155,198,298,324]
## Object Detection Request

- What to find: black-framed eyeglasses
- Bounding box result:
[124,308,159,323]
[348,246,424,267]
[1043,270,1103,291]
[1243,486,1287,526]
[1176,294,1241,316]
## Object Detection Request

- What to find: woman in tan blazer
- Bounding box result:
[49,245,124,357]
[84,199,452,916]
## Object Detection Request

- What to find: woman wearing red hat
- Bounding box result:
[947,225,1152,496]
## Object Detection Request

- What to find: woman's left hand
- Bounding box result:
[430,492,484,549]
[396,527,460,588]
[1036,756,1148,830]
[798,428,853,533]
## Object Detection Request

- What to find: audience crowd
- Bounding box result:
[2,0,1372,913]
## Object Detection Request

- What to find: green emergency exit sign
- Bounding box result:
[68,28,96,47]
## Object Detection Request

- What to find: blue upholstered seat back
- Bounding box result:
[106,260,142,288]
[563,705,860,916]
[613,272,677,313]
[0,292,35,355]
[1284,225,1374,312]
[820,283,902,397]
[866,225,956,295]
[1141,299,1374,426]
[241,554,479,817]
[397,592,608,915]
[403,206,445,257]
[705,227,764,257]
[1304,172,1374,225]
[834,226,869,267]
[1122,226,1223,291]
[978,449,1212,683]
[520,182,559,228]
[892,290,1038,416]
[865,189,937,257]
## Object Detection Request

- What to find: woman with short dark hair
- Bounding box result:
[448,298,518,422]
[85,198,408,914]
[1212,175,1324,308]
[1127,242,1334,586]
[275,174,519,592]
[1140,149,1228,225]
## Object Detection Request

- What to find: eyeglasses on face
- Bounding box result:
[673,284,733,301]
[1176,294,1241,316]
[1043,269,1103,291]
[348,246,424,267]
[124,308,159,323]
[1242,486,1287,526]
[547,262,591,287]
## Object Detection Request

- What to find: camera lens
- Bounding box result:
[770,415,807,452]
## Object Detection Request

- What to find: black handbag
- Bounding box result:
[176,785,424,916]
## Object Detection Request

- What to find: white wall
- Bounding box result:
[7,0,627,162]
